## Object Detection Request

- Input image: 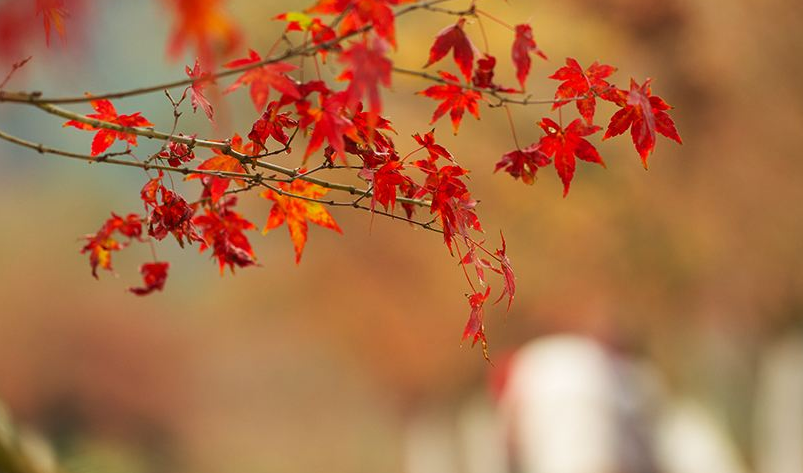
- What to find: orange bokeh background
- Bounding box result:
[1,1,802,472]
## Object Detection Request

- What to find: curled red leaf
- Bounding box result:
[494,143,551,185]
[248,101,298,151]
[463,287,491,361]
[193,197,257,274]
[511,24,547,90]
[81,213,143,279]
[185,58,215,122]
[424,18,475,83]
[129,262,170,296]
[492,233,515,310]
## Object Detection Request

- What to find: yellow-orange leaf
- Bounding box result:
[260,177,342,264]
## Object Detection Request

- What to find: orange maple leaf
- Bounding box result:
[187,134,251,203]
[260,177,342,264]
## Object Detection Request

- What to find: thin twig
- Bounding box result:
[0,129,260,180]
[0,57,32,91]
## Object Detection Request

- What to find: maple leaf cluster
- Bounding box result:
[495,59,682,195]
[411,17,681,196]
[0,0,683,360]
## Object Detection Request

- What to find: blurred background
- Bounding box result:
[0,0,802,472]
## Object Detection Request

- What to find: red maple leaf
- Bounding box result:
[297,91,360,161]
[418,71,482,134]
[492,233,515,310]
[413,129,453,163]
[537,117,604,196]
[140,171,164,207]
[460,243,493,287]
[603,78,682,167]
[224,49,301,111]
[64,99,154,156]
[81,232,121,279]
[549,57,616,124]
[187,134,250,204]
[415,163,482,251]
[35,0,68,45]
[248,101,298,151]
[147,189,201,246]
[494,143,551,185]
[163,0,240,67]
[193,196,257,274]
[472,54,517,93]
[140,174,202,247]
[108,213,144,240]
[308,0,413,48]
[424,18,475,83]
[260,177,343,264]
[511,24,547,90]
[129,262,170,295]
[185,58,215,122]
[463,287,491,360]
[338,37,392,118]
[360,160,412,212]
[274,12,339,60]
[350,104,397,155]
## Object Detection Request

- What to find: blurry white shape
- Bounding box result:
[655,399,748,473]
[18,428,57,473]
[754,335,803,473]
[404,410,459,473]
[456,393,509,473]
[499,335,618,473]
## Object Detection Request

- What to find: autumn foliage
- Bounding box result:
[0,0,681,360]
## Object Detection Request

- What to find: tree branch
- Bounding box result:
[0,0,456,105]
[26,102,433,209]
[0,128,261,181]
